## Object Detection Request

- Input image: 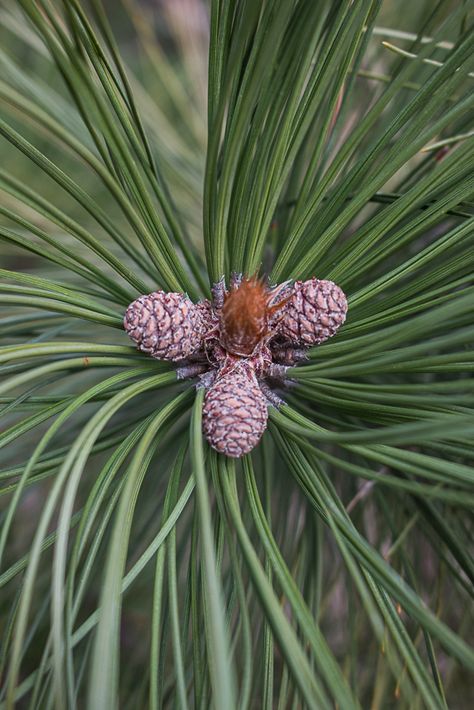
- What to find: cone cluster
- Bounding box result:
[124,276,348,457]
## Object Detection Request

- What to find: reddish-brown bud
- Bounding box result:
[278,278,347,346]
[219,277,268,356]
[220,276,289,356]
[202,365,268,457]
[124,291,210,361]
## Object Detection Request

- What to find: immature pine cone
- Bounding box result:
[278,278,347,346]
[124,291,210,361]
[202,366,268,457]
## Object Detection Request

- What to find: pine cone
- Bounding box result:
[124,292,210,361]
[202,366,268,457]
[278,278,347,347]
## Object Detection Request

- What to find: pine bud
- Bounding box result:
[124,291,210,361]
[278,278,347,346]
[202,366,268,457]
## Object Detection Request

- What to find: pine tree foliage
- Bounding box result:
[0,0,473,707]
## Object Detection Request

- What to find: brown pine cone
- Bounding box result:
[202,366,268,457]
[278,278,347,347]
[124,292,211,361]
